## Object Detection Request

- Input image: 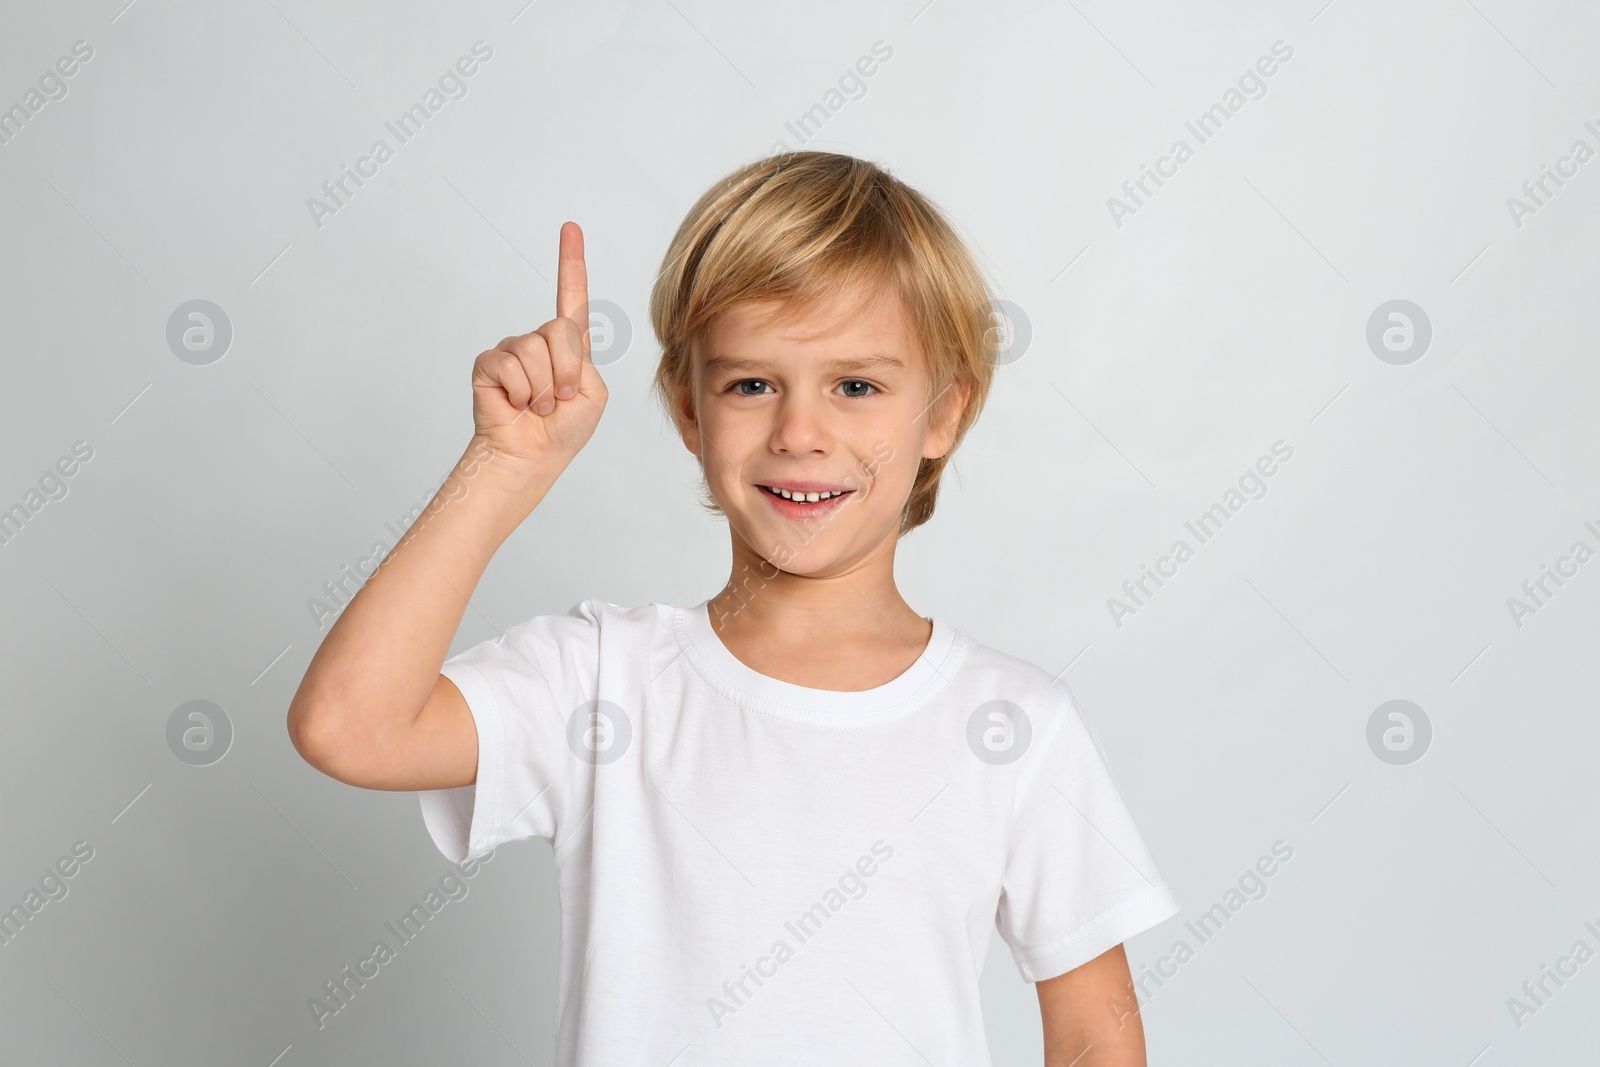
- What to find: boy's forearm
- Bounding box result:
[287,437,559,746]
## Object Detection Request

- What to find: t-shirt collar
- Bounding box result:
[675,598,959,723]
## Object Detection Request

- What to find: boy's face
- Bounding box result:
[675,280,968,577]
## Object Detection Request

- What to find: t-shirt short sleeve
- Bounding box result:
[418,599,602,863]
[995,686,1181,983]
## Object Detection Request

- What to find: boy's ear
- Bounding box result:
[923,377,972,460]
[671,381,702,457]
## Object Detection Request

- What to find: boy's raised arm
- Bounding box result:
[286,222,607,792]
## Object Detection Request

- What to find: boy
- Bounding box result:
[288,151,1180,1065]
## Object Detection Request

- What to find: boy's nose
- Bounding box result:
[768,396,833,454]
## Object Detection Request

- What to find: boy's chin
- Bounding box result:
[736,523,897,577]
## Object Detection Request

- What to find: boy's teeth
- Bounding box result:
[764,485,847,502]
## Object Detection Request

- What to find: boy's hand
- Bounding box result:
[470,221,608,483]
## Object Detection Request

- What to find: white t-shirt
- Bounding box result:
[419,598,1180,1065]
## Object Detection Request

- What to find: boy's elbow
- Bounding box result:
[286,697,347,776]
[285,697,425,789]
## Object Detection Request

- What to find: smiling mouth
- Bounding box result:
[755,483,857,508]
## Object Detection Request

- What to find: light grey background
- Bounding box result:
[2,0,1597,1063]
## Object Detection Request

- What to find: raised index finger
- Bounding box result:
[556,221,588,327]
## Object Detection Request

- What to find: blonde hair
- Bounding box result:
[648,150,1001,537]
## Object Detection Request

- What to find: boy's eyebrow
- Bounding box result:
[702,353,906,376]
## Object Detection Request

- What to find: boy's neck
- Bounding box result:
[707,569,928,648]
[705,573,936,693]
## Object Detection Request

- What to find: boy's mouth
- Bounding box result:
[755,482,856,515]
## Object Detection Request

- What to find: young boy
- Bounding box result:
[288,151,1180,1066]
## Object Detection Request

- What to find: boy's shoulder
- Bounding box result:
[515,597,669,632]
[948,624,1090,729]
[950,625,1059,687]
[563,597,662,623]
[475,598,664,658]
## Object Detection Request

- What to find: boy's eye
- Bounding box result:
[727,379,877,398]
